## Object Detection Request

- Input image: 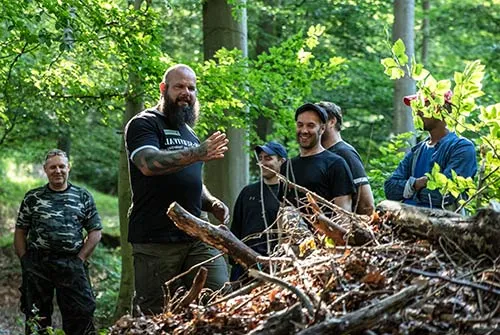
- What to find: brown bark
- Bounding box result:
[172,267,208,313]
[167,201,261,268]
[297,282,428,335]
[377,200,500,258]
[313,214,374,246]
[248,303,303,335]
[306,193,374,246]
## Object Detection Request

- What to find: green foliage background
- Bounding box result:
[0,0,498,330]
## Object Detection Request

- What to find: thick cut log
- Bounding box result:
[377,200,500,258]
[297,281,428,335]
[167,202,261,268]
[248,303,304,335]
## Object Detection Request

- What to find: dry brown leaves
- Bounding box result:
[110,201,500,335]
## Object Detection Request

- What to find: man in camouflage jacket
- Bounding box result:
[14,149,102,335]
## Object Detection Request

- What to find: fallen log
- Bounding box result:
[377,200,500,258]
[167,201,261,268]
[297,281,428,335]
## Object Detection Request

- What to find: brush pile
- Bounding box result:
[110,196,500,335]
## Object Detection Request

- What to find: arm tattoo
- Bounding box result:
[133,147,205,176]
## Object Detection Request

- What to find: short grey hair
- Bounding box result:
[44,149,68,164]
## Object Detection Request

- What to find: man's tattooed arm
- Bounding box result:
[131,131,228,176]
[132,146,206,176]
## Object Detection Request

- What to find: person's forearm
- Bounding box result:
[14,228,27,258]
[133,147,204,176]
[201,184,217,211]
[78,230,102,261]
[356,184,375,215]
[334,195,353,212]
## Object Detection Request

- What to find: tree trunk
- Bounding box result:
[202,0,249,216]
[421,0,430,66]
[392,0,416,141]
[376,200,500,258]
[252,0,282,176]
[57,122,71,158]
[114,0,144,318]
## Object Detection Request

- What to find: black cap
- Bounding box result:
[255,141,288,159]
[295,103,328,123]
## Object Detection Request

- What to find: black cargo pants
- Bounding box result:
[20,249,96,335]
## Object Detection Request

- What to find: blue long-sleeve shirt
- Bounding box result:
[384,132,477,209]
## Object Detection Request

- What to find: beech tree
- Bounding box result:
[202,0,249,213]
[392,0,416,138]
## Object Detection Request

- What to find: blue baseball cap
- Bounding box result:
[295,102,328,123]
[255,141,288,159]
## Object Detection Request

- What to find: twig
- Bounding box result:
[249,268,316,317]
[164,252,225,304]
[172,267,208,313]
[404,268,500,295]
[457,171,500,212]
[207,280,262,307]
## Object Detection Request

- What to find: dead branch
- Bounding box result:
[377,200,500,258]
[172,267,208,313]
[248,269,315,317]
[167,201,261,268]
[248,303,304,335]
[404,267,500,296]
[297,281,428,334]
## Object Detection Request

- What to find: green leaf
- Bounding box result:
[324,237,336,248]
[392,39,408,66]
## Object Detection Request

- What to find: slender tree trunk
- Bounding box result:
[57,124,71,159]
[392,0,416,140]
[114,0,144,319]
[421,0,430,66]
[254,0,281,142]
[202,0,249,214]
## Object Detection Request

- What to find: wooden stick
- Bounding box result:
[404,267,500,295]
[172,267,208,313]
[167,201,261,268]
[248,269,315,317]
[248,302,304,335]
[297,282,428,334]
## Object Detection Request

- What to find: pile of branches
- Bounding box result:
[110,193,500,335]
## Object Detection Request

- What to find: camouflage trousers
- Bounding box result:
[20,249,96,335]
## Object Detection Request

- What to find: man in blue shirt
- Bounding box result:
[384,90,477,210]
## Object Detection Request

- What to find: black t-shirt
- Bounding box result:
[125,108,202,243]
[328,141,369,187]
[280,150,355,208]
[230,181,280,256]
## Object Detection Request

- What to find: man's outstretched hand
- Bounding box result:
[196,131,229,162]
